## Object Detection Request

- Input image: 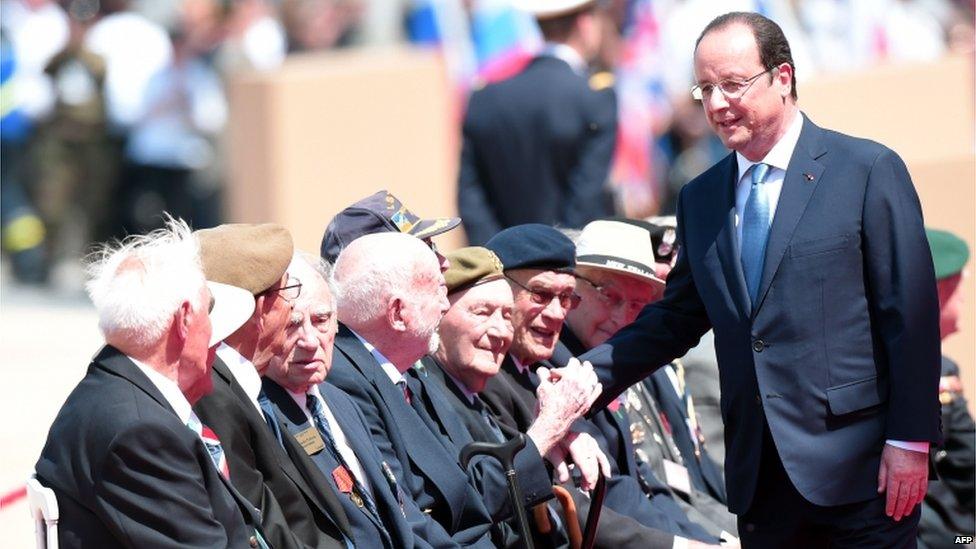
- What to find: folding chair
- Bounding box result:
[26,476,58,549]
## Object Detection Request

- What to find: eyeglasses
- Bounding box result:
[576,276,649,316]
[506,275,581,311]
[691,67,773,102]
[263,277,303,302]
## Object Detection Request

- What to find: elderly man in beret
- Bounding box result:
[320,189,460,271]
[262,251,462,549]
[326,231,496,547]
[192,223,352,549]
[918,228,975,547]
[418,246,599,546]
[551,219,736,543]
[35,217,264,547]
[481,223,720,548]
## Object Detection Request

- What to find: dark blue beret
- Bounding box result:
[485,224,576,272]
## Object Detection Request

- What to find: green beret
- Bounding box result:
[196,223,294,295]
[927,228,969,280]
[445,247,505,294]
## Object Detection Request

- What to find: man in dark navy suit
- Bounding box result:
[326,232,496,547]
[35,218,265,548]
[458,0,616,244]
[574,12,941,547]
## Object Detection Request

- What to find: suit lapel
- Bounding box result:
[753,116,827,315]
[94,346,175,414]
[709,154,752,319]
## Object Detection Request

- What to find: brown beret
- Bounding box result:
[196,223,293,295]
[445,247,505,294]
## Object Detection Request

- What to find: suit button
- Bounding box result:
[249,536,258,548]
[752,339,765,352]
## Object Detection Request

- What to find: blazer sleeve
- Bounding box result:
[563,87,617,229]
[861,147,941,443]
[582,188,712,413]
[458,96,503,245]
[92,422,235,548]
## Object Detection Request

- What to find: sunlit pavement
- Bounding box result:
[0,276,101,548]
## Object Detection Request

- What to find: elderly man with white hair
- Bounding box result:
[34,217,265,548]
[325,231,496,547]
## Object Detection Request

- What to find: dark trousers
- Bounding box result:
[739,426,920,548]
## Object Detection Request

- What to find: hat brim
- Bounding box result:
[207,281,256,347]
[409,216,461,240]
[576,257,665,286]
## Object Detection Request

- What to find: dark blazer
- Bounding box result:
[458,54,616,244]
[482,353,717,545]
[325,324,494,547]
[35,346,263,548]
[582,115,942,514]
[416,357,553,516]
[193,356,352,549]
[262,378,456,549]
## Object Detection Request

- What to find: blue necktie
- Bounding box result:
[741,163,772,305]
[306,393,383,523]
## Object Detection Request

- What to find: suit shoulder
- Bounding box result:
[819,126,902,165]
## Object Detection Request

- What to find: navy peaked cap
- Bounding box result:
[485,224,576,272]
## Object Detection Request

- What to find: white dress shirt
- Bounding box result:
[131,357,194,425]
[289,385,373,494]
[216,343,263,416]
[731,112,926,454]
[540,42,586,75]
[350,330,406,387]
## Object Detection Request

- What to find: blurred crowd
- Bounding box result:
[1,0,973,285]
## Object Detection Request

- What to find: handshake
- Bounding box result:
[526,358,609,491]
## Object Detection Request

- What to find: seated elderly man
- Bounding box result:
[262,251,460,548]
[325,231,495,547]
[481,223,721,548]
[553,219,736,542]
[192,223,352,549]
[416,246,599,546]
[35,218,265,547]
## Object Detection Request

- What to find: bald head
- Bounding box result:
[333,232,449,370]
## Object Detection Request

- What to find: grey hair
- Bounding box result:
[558,227,583,245]
[331,233,437,326]
[295,250,337,297]
[85,216,205,348]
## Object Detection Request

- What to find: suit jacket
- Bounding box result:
[193,357,351,549]
[582,115,942,513]
[325,324,494,547]
[482,353,716,545]
[35,346,263,548]
[458,54,616,244]
[262,378,455,549]
[417,357,553,515]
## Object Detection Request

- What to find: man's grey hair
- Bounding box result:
[558,227,582,245]
[331,232,437,326]
[294,250,336,296]
[85,216,206,348]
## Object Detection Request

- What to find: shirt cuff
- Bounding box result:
[886,440,929,453]
[672,536,688,549]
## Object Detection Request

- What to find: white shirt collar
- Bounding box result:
[130,356,193,425]
[511,354,530,376]
[216,342,263,414]
[735,111,804,185]
[350,329,405,386]
[540,42,586,75]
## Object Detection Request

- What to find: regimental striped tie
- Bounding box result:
[187,414,231,480]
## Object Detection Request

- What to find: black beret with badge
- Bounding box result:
[485,223,576,272]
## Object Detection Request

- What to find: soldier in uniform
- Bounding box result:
[918,228,974,547]
[458,0,617,245]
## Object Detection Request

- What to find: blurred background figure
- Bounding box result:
[918,228,974,548]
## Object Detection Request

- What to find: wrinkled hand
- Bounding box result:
[564,432,611,491]
[877,444,928,521]
[528,359,601,456]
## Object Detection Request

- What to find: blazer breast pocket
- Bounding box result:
[789,233,854,259]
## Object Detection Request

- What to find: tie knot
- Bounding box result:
[751,163,770,186]
[306,392,322,415]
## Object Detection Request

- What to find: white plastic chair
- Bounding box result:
[26,476,58,549]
